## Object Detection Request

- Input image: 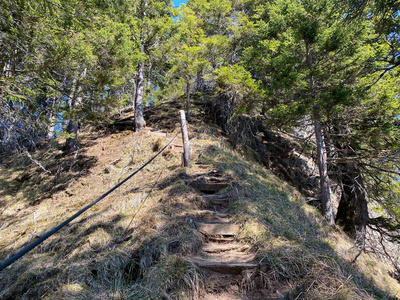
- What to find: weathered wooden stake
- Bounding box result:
[180,110,190,167]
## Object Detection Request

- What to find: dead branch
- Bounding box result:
[69,148,80,171]
[23,149,51,174]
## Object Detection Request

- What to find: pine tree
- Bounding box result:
[169,5,209,121]
[243,0,373,224]
[131,0,174,131]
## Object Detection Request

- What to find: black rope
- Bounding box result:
[0,129,181,272]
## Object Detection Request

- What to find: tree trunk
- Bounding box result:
[4,60,12,78]
[65,120,79,152]
[307,40,334,225]
[134,0,148,132]
[64,69,86,153]
[315,116,335,225]
[135,61,145,132]
[47,118,56,140]
[64,77,78,153]
[196,70,204,93]
[335,139,369,246]
[147,61,152,90]
[46,97,57,140]
[186,79,191,122]
[132,76,137,109]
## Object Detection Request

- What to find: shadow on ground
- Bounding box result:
[0,102,397,299]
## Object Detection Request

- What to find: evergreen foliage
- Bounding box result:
[1,0,399,268]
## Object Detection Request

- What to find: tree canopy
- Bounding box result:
[1,0,399,265]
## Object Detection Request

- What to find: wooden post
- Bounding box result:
[180,110,190,167]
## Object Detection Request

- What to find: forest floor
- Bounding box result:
[0,99,400,299]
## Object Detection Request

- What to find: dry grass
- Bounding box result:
[131,255,203,299]
[0,102,399,299]
[195,140,400,299]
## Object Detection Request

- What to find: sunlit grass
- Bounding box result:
[0,102,399,299]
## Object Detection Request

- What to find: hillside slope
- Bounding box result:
[0,101,399,299]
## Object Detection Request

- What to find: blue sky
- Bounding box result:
[173,0,186,7]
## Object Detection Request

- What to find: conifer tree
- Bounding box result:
[241,0,400,243]
[169,5,208,121]
[131,0,174,131]
[243,0,373,225]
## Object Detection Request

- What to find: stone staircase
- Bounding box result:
[146,125,273,297]
[187,169,268,298]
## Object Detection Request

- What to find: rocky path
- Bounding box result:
[187,169,273,299]
[147,128,281,298]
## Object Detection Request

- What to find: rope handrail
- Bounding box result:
[0,128,182,272]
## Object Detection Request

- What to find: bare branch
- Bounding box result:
[361,163,400,176]
[23,149,51,174]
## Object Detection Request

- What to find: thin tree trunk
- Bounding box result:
[134,0,147,132]
[135,61,145,132]
[47,118,56,140]
[65,77,78,152]
[65,69,86,153]
[314,111,335,225]
[46,97,56,140]
[306,41,334,225]
[132,77,137,108]
[147,61,152,90]
[4,60,12,78]
[186,79,191,122]
[196,70,204,93]
[65,120,79,152]
[305,41,335,225]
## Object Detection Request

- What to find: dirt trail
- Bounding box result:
[185,169,277,299]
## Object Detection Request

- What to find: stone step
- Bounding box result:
[196,222,238,236]
[198,214,230,223]
[192,182,229,193]
[200,176,229,183]
[190,250,258,275]
[201,243,250,254]
[208,236,235,242]
[195,262,259,275]
[195,209,229,218]
[190,169,221,178]
[202,195,230,205]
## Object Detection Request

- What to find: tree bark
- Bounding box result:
[46,97,57,140]
[196,70,204,93]
[64,69,86,153]
[135,61,145,132]
[336,162,369,245]
[47,118,56,140]
[315,117,335,225]
[65,120,79,152]
[132,77,137,108]
[335,137,369,246]
[307,37,335,225]
[180,110,190,167]
[134,0,148,132]
[64,77,78,153]
[186,79,191,122]
[4,60,12,78]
